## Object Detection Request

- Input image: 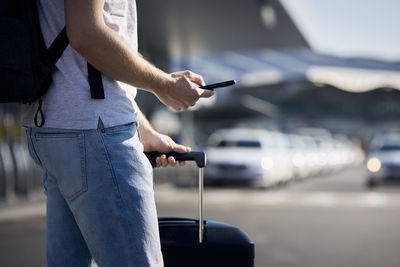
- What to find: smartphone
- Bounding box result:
[199,80,236,90]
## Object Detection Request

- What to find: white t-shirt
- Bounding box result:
[23,0,139,129]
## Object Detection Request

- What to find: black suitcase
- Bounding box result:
[146,151,255,267]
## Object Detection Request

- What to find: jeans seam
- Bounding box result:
[103,122,135,134]
[26,128,43,167]
[35,134,80,139]
[98,131,123,199]
[67,132,87,201]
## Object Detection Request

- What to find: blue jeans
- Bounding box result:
[26,120,163,267]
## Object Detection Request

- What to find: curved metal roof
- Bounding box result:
[172,48,400,93]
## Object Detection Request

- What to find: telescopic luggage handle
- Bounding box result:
[145,151,206,168]
[145,151,206,243]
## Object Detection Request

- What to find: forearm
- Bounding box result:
[137,108,156,138]
[65,0,171,94]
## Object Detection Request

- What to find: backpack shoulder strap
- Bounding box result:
[87,62,105,99]
[42,27,105,99]
[41,27,69,69]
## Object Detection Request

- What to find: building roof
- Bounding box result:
[172,48,400,93]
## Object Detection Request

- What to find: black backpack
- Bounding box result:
[0,0,104,127]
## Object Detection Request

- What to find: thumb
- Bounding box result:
[171,143,191,154]
[199,89,214,98]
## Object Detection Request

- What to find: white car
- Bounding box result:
[288,134,320,179]
[205,128,293,187]
[366,134,400,187]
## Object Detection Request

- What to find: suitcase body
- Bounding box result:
[159,217,254,267]
[146,151,255,267]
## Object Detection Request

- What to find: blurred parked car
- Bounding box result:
[366,134,400,187]
[204,127,364,188]
[205,128,293,188]
[288,134,319,179]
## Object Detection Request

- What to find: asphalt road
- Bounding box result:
[1,166,400,267]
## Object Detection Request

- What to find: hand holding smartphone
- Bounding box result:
[199,80,236,90]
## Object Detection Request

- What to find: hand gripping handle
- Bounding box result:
[144,150,206,243]
[144,151,206,168]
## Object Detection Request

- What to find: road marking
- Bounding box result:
[156,187,400,208]
[303,192,337,207]
[357,192,389,207]
[251,192,288,205]
[206,190,242,204]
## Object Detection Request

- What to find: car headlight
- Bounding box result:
[367,157,381,173]
[261,157,274,170]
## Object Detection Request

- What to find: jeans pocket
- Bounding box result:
[103,122,136,134]
[35,132,87,201]
[26,129,42,167]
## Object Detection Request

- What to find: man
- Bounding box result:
[24,0,214,266]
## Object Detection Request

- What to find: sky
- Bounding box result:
[280,0,400,61]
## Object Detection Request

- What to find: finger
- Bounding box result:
[171,70,187,78]
[179,161,185,166]
[170,72,179,78]
[168,156,176,167]
[156,157,161,168]
[161,155,169,167]
[167,97,185,111]
[171,143,191,154]
[181,104,189,111]
[198,88,214,98]
[186,71,205,86]
[174,97,189,111]
[171,103,184,112]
